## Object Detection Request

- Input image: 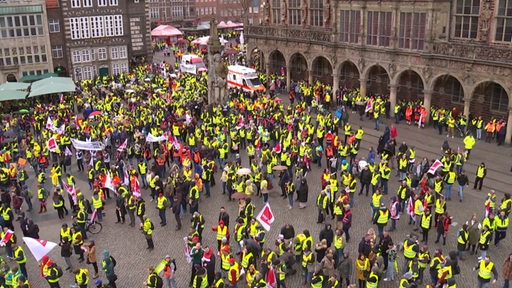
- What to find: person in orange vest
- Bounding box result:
[212,220,229,252]
[485,120,495,143]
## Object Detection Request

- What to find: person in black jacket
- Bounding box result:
[359,166,372,196]
[319,224,334,248]
[456,171,469,202]
[172,196,182,231]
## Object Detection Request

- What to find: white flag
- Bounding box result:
[22,237,58,261]
[256,203,275,231]
[104,173,116,192]
[146,133,167,143]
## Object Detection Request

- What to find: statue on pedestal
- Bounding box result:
[208,17,228,104]
[323,0,331,28]
[300,0,308,26]
[281,0,288,24]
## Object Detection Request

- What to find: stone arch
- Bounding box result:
[338,61,360,89]
[395,69,425,102]
[249,48,264,72]
[268,50,286,76]
[431,74,465,111]
[471,81,509,119]
[289,52,308,82]
[6,73,17,82]
[365,65,390,96]
[311,56,333,85]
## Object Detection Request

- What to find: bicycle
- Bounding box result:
[85,218,102,234]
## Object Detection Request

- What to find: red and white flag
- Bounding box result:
[47,137,58,152]
[428,159,444,175]
[62,183,77,204]
[273,142,281,154]
[131,177,141,197]
[266,266,277,288]
[46,117,54,129]
[103,173,116,192]
[365,98,373,113]
[123,170,129,186]
[22,237,58,261]
[64,146,73,156]
[0,229,14,246]
[117,139,128,152]
[256,203,275,231]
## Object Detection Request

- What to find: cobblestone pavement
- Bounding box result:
[15,98,512,287]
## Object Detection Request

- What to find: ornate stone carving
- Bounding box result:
[358,58,366,71]
[281,0,288,25]
[388,63,397,79]
[462,73,474,85]
[479,0,493,41]
[422,66,432,83]
[323,0,332,28]
[300,0,308,26]
[432,41,512,63]
[262,1,270,24]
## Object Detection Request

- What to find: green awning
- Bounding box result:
[0,82,29,101]
[20,72,59,83]
[28,77,76,98]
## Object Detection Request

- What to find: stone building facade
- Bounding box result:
[48,0,152,80]
[0,0,54,82]
[246,0,512,143]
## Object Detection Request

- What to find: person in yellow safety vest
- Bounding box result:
[443,168,456,201]
[474,256,498,286]
[274,259,287,287]
[421,209,432,244]
[317,189,329,224]
[12,243,27,278]
[403,235,420,272]
[457,224,469,260]
[494,209,509,246]
[366,267,380,288]
[74,267,89,288]
[301,247,315,284]
[374,203,389,238]
[371,189,382,218]
[473,162,486,191]
[379,163,391,195]
[156,192,168,226]
[311,270,324,288]
[91,191,103,222]
[214,271,225,288]
[212,220,229,252]
[412,194,424,231]
[500,193,512,217]
[141,215,154,250]
[399,271,415,288]
[45,261,63,286]
[463,134,476,159]
[437,262,453,285]
[241,248,255,270]
[227,258,240,286]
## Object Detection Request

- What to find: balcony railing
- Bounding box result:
[247,25,333,44]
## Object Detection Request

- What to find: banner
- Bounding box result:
[131,176,141,197]
[71,138,105,151]
[427,159,444,175]
[256,203,275,231]
[146,133,167,143]
[22,237,58,261]
[117,139,128,152]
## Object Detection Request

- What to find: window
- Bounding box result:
[98,0,107,6]
[272,0,281,24]
[399,12,426,50]
[80,17,90,39]
[113,15,123,36]
[104,15,114,36]
[52,45,63,58]
[70,18,80,39]
[340,10,361,43]
[82,50,91,62]
[97,47,107,60]
[490,84,508,112]
[49,19,60,33]
[90,16,104,38]
[109,0,118,6]
[150,7,159,19]
[83,66,95,79]
[288,0,301,25]
[111,46,119,59]
[454,0,480,39]
[118,46,127,59]
[72,50,81,63]
[310,0,323,26]
[367,11,392,47]
[111,62,128,75]
[74,67,83,81]
[83,0,93,7]
[71,0,81,8]
[495,0,512,42]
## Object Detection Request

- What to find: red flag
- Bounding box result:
[256,203,275,231]
[273,142,281,154]
[62,183,77,204]
[117,139,128,152]
[47,137,58,152]
[0,229,14,246]
[365,98,373,113]
[266,266,277,288]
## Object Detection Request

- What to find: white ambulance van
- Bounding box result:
[226,65,266,92]
[180,54,207,74]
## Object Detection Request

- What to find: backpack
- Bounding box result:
[150,221,154,230]
[84,199,93,214]
[155,274,163,288]
[55,265,64,277]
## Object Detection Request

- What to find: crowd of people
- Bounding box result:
[0,46,510,288]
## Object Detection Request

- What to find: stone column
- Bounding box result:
[422,89,433,124]
[266,62,271,80]
[359,77,367,97]
[308,69,313,84]
[390,84,398,116]
[506,107,512,144]
[286,65,291,91]
[463,96,471,117]
[333,73,340,93]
